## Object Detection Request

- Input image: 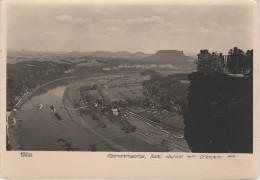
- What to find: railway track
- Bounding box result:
[124,109,189,152]
[124,109,184,138]
[135,130,189,152]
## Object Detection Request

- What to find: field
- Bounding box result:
[63,73,190,152]
[76,59,104,67]
[99,75,149,102]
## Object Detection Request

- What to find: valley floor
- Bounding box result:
[63,73,190,152]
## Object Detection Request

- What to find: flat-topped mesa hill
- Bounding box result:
[144,50,191,64]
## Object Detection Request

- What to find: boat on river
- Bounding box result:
[50,105,62,120]
[54,113,62,120]
[37,104,43,110]
[50,105,56,112]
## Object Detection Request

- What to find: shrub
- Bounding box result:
[141,69,156,76]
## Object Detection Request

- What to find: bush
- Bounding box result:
[131,125,136,132]
[125,129,130,133]
[141,69,156,76]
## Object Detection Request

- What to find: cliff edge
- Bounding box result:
[184,72,253,153]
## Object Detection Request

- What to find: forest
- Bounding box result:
[7,61,101,110]
[7,61,69,109]
[143,72,189,114]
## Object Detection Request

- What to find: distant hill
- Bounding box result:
[115,51,150,58]
[20,48,34,52]
[74,50,193,64]
[8,49,194,65]
[70,51,151,59]
[143,50,192,64]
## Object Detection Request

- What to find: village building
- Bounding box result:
[111,108,118,116]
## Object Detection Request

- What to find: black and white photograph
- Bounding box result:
[5,0,255,154]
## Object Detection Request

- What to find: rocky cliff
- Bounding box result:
[144,50,191,64]
[184,72,253,153]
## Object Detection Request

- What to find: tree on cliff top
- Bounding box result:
[197,49,224,75]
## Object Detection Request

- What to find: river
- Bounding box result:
[8,78,114,151]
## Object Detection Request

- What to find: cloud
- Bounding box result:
[196,26,214,35]
[44,31,58,35]
[21,31,59,38]
[168,23,214,35]
[170,10,179,15]
[126,16,165,25]
[230,25,249,33]
[154,9,179,15]
[99,16,165,27]
[91,9,109,15]
[55,14,92,25]
[104,27,124,33]
[98,16,215,37]
[99,19,124,25]
[208,21,218,27]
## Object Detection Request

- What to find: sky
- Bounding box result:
[6,2,255,54]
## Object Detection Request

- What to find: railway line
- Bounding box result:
[135,130,189,152]
[124,108,190,152]
[124,108,184,138]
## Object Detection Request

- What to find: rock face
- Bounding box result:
[184,72,253,153]
[144,50,191,64]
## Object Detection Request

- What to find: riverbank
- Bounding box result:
[62,77,130,151]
